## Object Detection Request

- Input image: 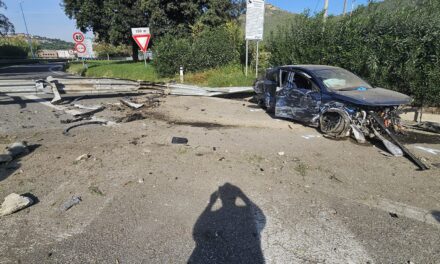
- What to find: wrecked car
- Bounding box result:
[254,65,429,170]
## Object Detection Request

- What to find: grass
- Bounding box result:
[67,61,255,87]
[67,60,163,82]
[184,64,255,87]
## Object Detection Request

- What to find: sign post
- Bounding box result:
[245,0,265,77]
[131,27,151,67]
[73,32,86,66]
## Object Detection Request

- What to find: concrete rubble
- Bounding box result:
[0,193,33,217]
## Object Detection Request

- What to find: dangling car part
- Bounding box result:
[253,65,429,170]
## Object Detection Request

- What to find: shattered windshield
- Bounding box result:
[313,68,372,91]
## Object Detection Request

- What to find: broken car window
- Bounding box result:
[314,68,372,91]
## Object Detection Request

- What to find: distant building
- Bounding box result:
[37,50,58,59]
[57,50,75,59]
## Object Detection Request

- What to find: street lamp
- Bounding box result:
[19,1,35,59]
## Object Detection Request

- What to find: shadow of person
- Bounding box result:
[188,183,266,264]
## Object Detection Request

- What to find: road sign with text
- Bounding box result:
[245,0,265,40]
[131,27,151,53]
[73,32,85,43]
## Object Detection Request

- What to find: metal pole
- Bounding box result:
[323,0,329,22]
[245,40,249,77]
[255,41,259,78]
[19,1,35,59]
[144,52,147,67]
[343,0,347,16]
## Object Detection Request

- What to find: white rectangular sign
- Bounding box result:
[77,38,95,58]
[131,27,150,36]
[245,0,265,40]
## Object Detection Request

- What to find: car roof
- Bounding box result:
[280,65,342,71]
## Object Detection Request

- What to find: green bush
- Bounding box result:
[153,35,192,76]
[154,26,240,77]
[0,44,28,59]
[268,0,440,106]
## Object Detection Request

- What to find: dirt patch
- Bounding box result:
[170,121,236,130]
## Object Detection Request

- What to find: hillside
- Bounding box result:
[33,35,74,50]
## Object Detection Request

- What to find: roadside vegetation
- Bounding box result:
[67,61,254,87]
[67,61,161,82]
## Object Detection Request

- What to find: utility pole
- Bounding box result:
[323,0,329,22]
[19,1,35,59]
[343,0,347,16]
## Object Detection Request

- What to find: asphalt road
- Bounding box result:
[0,64,439,264]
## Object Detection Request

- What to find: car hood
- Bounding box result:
[330,88,412,106]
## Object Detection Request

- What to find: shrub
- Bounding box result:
[154,26,240,77]
[0,44,27,59]
[153,35,192,76]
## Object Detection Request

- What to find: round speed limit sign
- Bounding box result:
[73,32,85,43]
[74,43,86,53]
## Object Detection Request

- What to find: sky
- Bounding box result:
[2,0,373,42]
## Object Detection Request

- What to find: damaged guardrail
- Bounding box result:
[35,77,254,101]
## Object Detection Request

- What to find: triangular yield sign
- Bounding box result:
[133,34,151,52]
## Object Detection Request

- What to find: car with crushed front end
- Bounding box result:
[253,65,428,170]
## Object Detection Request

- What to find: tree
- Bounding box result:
[62,0,148,61]
[0,0,14,36]
[142,0,245,37]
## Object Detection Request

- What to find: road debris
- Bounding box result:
[278,152,285,156]
[172,137,189,144]
[389,212,399,218]
[61,117,88,124]
[0,193,34,217]
[60,196,82,211]
[63,121,108,135]
[120,98,144,109]
[45,76,62,105]
[370,113,429,170]
[75,153,91,162]
[116,113,145,123]
[73,105,105,118]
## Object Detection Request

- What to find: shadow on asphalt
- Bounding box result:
[188,183,266,264]
[0,144,41,183]
[432,211,440,223]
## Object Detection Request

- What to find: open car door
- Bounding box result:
[275,70,322,125]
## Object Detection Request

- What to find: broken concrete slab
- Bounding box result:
[60,196,81,212]
[0,193,33,217]
[120,99,144,109]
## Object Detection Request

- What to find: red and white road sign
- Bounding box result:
[73,32,85,43]
[132,27,151,52]
[74,43,86,53]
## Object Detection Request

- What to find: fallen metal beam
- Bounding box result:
[370,112,429,171]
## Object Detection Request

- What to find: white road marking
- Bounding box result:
[364,197,440,228]
[302,134,321,140]
[415,146,440,155]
